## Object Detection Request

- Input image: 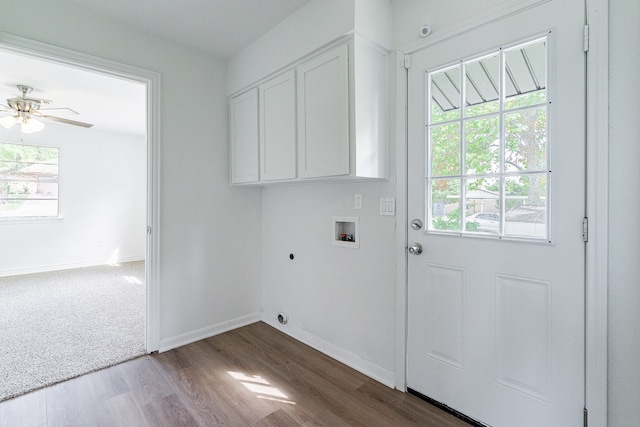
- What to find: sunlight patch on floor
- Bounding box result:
[122,275,142,284]
[227,371,296,405]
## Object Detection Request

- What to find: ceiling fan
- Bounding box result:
[0,84,93,133]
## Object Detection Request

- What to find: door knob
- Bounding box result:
[408,242,423,255]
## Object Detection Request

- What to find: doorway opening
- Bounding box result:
[0,36,159,401]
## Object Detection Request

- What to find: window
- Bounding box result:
[427,36,549,240]
[0,141,59,219]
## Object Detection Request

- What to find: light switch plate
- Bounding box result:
[354,194,362,210]
[379,198,395,216]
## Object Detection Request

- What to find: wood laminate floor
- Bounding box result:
[0,322,470,426]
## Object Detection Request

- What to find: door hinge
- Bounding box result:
[403,54,411,70]
[147,225,152,235]
[583,24,590,53]
[582,217,588,242]
[584,407,588,427]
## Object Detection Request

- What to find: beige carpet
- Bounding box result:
[0,261,146,401]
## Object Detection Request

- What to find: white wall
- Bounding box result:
[394,0,640,424]
[227,0,393,95]
[0,0,263,348]
[0,125,146,275]
[608,0,640,424]
[391,0,510,48]
[3,1,636,423]
[261,182,397,384]
[228,0,398,385]
[246,0,640,420]
[227,0,355,95]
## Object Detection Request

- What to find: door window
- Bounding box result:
[427,37,549,240]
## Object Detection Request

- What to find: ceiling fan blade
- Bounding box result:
[40,114,93,128]
[39,107,80,115]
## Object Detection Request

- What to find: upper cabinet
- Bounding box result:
[229,36,388,185]
[259,70,297,182]
[297,44,350,179]
[229,88,259,184]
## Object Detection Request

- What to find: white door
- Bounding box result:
[406,2,585,426]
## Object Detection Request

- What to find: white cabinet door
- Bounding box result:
[259,71,296,181]
[297,44,349,178]
[229,88,259,184]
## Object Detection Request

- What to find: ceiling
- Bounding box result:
[66,0,313,58]
[0,0,312,137]
[0,49,147,137]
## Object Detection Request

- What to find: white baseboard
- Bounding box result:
[0,255,146,278]
[262,316,396,388]
[159,312,262,352]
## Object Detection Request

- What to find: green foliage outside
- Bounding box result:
[0,142,59,214]
[0,142,58,167]
[430,90,548,232]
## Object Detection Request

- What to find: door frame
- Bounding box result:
[393,0,608,424]
[0,31,161,353]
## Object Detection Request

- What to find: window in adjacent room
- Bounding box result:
[0,141,59,219]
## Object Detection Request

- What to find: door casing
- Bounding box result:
[0,31,161,353]
[393,0,609,424]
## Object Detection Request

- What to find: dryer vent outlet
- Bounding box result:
[277,312,288,325]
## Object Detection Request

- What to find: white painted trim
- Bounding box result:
[585,0,609,424]
[395,1,609,418]
[0,256,146,278]
[400,0,552,55]
[160,313,262,352]
[394,50,409,391]
[0,31,161,353]
[145,57,162,355]
[263,317,396,388]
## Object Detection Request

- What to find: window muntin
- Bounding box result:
[0,142,59,219]
[427,37,549,240]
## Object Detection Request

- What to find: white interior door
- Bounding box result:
[406,2,585,426]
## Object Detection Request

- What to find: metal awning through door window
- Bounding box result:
[431,42,546,112]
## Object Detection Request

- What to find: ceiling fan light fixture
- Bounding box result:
[0,115,18,130]
[2,85,92,132]
[20,117,45,134]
